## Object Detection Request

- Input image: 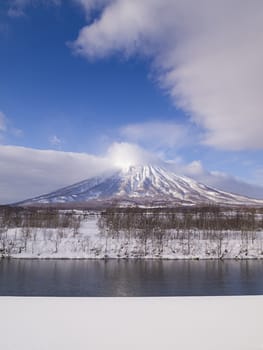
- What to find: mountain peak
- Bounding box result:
[18,163,263,207]
[119,163,160,173]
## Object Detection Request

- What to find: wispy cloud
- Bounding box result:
[7,6,25,18]
[11,128,23,137]
[120,121,192,151]
[74,0,112,16]
[7,0,61,17]
[0,111,23,142]
[49,135,63,148]
[72,0,263,151]
[167,159,263,200]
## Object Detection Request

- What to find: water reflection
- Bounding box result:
[0,259,262,296]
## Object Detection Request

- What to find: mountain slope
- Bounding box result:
[18,164,263,206]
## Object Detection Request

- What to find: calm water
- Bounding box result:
[0,259,262,296]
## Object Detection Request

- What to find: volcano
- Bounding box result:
[17,164,263,207]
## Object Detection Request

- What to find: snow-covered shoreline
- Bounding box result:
[1,221,263,260]
[1,296,263,350]
[1,210,263,260]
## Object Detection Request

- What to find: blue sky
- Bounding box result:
[0,2,184,151]
[0,0,262,203]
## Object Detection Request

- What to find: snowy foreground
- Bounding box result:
[1,213,263,259]
[1,296,263,350]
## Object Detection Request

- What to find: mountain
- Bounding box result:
[17,164,263,207]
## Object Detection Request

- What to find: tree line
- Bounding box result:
[98,205,263,233]
[0,205,81,229]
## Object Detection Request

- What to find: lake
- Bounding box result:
[0,259,262,296]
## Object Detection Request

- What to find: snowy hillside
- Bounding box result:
[18,164,263,206]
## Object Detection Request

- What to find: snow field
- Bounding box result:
[1,296,263,350]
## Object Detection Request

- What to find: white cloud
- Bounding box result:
[0,145,109,204]
[49,135,63,148]
[0,143,262,204]
[167,159,263,200]
[74,0,112,15]
[72,0,263,151]
[7,7,25,17]
[7,0,61,17]
[0,111,23,141]
[120,121,191,150]
[107,142,158,169]
[206,171,263,200]
[0,142,157,203]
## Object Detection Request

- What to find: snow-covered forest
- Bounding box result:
[0,206,263,259]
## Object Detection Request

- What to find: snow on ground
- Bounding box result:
[1,220,263,259]
[1,296,262,350]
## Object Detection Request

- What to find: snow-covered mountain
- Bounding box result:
[18,164,263,206]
